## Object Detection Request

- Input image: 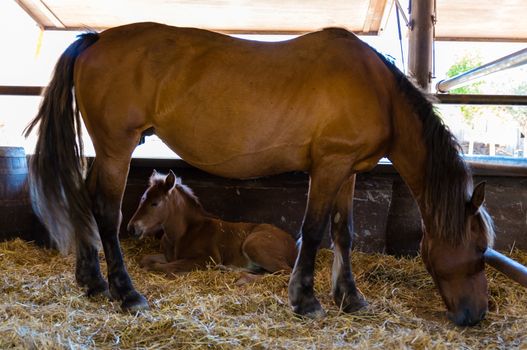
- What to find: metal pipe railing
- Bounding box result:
[436,48,527,93]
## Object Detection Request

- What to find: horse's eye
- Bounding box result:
[151,202,159,207]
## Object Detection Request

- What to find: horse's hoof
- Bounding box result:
[85,283,110,299]
[292,299,326,319]
[84,285,111,299]
[77,274,109,297]
[78,277,109,299]
[121,291,149,313]
[333,282,369,313]
[337,294,368,313]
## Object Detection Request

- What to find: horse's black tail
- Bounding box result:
[24,33,100,253]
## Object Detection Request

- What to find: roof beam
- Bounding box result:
[15,0,65,29]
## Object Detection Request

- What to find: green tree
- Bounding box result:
[445,55,484,127]
[446,55,484,94]
[497,81,527,139]
[445,55,527,156]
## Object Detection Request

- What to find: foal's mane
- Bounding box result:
[373,51,494,245]
[150,173,213,214]
[176,183,202,208]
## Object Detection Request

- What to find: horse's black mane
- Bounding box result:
[372,50,487,245]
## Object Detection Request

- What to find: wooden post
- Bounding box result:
[407,0,435,91]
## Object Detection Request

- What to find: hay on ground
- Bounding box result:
[0,238,526,349]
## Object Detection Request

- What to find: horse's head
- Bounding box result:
[127,170,178,239]
[420,182,493,326]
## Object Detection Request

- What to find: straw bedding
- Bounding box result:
[0,238,526,349]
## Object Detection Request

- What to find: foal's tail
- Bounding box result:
[24,33,100,253]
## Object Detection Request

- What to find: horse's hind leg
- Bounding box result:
[75,236,108,297]
[69,164,107,297]
[330,175,367,312]
[86,134,148,312]
[288,161,352,318]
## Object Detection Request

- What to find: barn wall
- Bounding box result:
[120,159,527,255]
[1,156,524,254]
[122,160,395,252]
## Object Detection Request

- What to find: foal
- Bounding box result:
[127,170,297,277]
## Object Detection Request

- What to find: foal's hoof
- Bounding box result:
[234,272,262,286]
[291,299,327,319]
[121,291,149,313]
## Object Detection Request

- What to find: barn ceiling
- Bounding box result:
[435,0,527,41]
[15,0,527,41]
[15,0,390,35]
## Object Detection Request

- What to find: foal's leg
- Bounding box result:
[86,137,148,312]
[288,161,352,318]
[330,175,367,312]
[242,225,296,273]
[239,229,295,286]
[145,258,210,277]
[139,254,167,269]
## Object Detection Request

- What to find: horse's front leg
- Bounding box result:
[330,175,367,312]
[288,161,352,318]
[87,155,148,312]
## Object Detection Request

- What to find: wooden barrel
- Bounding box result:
[0,147,36,241]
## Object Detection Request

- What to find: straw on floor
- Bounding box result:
[0,237,526,349]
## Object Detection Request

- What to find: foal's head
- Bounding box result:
[420,182,495,326]
[127,170,196,239]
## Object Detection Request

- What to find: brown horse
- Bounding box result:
[127,170,297,278]
[25,22,526,325]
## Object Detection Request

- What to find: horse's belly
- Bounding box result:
[162,139,311,179]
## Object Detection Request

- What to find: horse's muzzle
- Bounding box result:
[447,304,487,327]
[127,221,144,239]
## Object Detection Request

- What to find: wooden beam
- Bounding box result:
[435,94,527,106]
[15,0,65,29]
[363,0,388,34]
[0,86,44,96]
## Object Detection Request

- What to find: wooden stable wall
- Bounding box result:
[120,159,527,255]
[1,153,525,254]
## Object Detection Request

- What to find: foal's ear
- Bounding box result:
[164,170,177,192]
[470,182,486,214]
[149,169,159,185]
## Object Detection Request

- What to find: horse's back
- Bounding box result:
[74,22,395,178]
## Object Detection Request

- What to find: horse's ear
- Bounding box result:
[470,182,486,213]
[164,170,177,192]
